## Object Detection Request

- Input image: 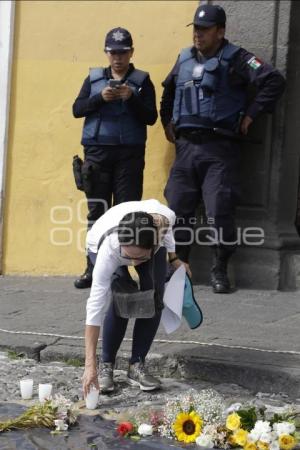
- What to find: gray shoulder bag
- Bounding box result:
[97,228,156,319]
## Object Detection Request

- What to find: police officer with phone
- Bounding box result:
[73,27,157,288]
[160,4,285,293]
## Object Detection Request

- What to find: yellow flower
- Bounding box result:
[172,410,203,444]
[244,442,258,450]
[232,429,248,446]
[257,441,270,450]
[279,434,297,450]
[226,413,241,431]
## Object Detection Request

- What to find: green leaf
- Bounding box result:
[189,404,195,414]
[130,435,141,441]
[294,432,300,440]
[270,414,286,426]
[237,408,257,431]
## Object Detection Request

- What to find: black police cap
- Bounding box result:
[104,27,133,51]
[187,4,226,28]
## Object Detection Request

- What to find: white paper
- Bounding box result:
[161,265,186,334]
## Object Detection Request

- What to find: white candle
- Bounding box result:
[85,388,99,409]
[38,383,52,403]
[20,379,33,400]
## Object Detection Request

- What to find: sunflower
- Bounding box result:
[172,411,203,444]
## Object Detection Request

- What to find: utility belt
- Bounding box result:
[72,155,110,196]
[178,127,262,145]
[178,128,224,143]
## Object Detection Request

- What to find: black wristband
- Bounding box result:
[169,256,179,264]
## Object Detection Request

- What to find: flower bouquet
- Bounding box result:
[115,389,300,448]
[225,404,300,450]
[159,388,226,444]
[0,394,78,433]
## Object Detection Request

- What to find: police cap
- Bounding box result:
[104,27,133,52]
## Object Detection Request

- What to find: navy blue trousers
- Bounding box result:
[164,136,241,262]
[101,247,167,365]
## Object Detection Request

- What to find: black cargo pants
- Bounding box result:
[83,145,145,230]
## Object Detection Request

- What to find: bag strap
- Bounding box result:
[97,225,156,283]
[97,226,119,251]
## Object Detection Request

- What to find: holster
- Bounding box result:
[72,155,84,191]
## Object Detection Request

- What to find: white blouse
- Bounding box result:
[86,199,176,326]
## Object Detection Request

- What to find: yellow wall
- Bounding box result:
[3,0,198,275]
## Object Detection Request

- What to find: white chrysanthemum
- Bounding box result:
[253,420,272,436]
[196,434,214,448]
[269,440,280,450]
[248,430,262,442]
[273,422,295,437]
[260,432,272,443]
[138,424,153,436]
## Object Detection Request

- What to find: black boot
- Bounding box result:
[74,256,93,289]
[210,247,234,294]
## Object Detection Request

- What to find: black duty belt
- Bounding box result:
[178,128,262,145]
[179,129,222,142]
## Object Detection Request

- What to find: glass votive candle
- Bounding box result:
[20,379,33,400]
[38,383,52,403]
[85,387,99,410]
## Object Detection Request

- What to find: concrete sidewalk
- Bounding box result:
[0,276,299,397]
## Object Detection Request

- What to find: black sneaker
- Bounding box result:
[127,362,161,391]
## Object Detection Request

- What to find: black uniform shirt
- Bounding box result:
[160,40,286,128]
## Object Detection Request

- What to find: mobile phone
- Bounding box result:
[109,79,122,88]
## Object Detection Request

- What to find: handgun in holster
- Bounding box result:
[72,155,84,191]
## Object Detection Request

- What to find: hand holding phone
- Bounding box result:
[102,83,121,102]
[108,79,122,88]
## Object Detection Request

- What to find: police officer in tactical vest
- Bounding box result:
[160,4,285,293]
[73,28,157,288]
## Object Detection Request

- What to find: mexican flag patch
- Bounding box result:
[247,56,262,70]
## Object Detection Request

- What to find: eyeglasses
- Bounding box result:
[119,247,151,262]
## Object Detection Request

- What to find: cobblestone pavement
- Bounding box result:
[1,352,297,416]
[2,351,300,450]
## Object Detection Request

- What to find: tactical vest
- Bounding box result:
[81,68,148,146]
[173,43,247,131]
